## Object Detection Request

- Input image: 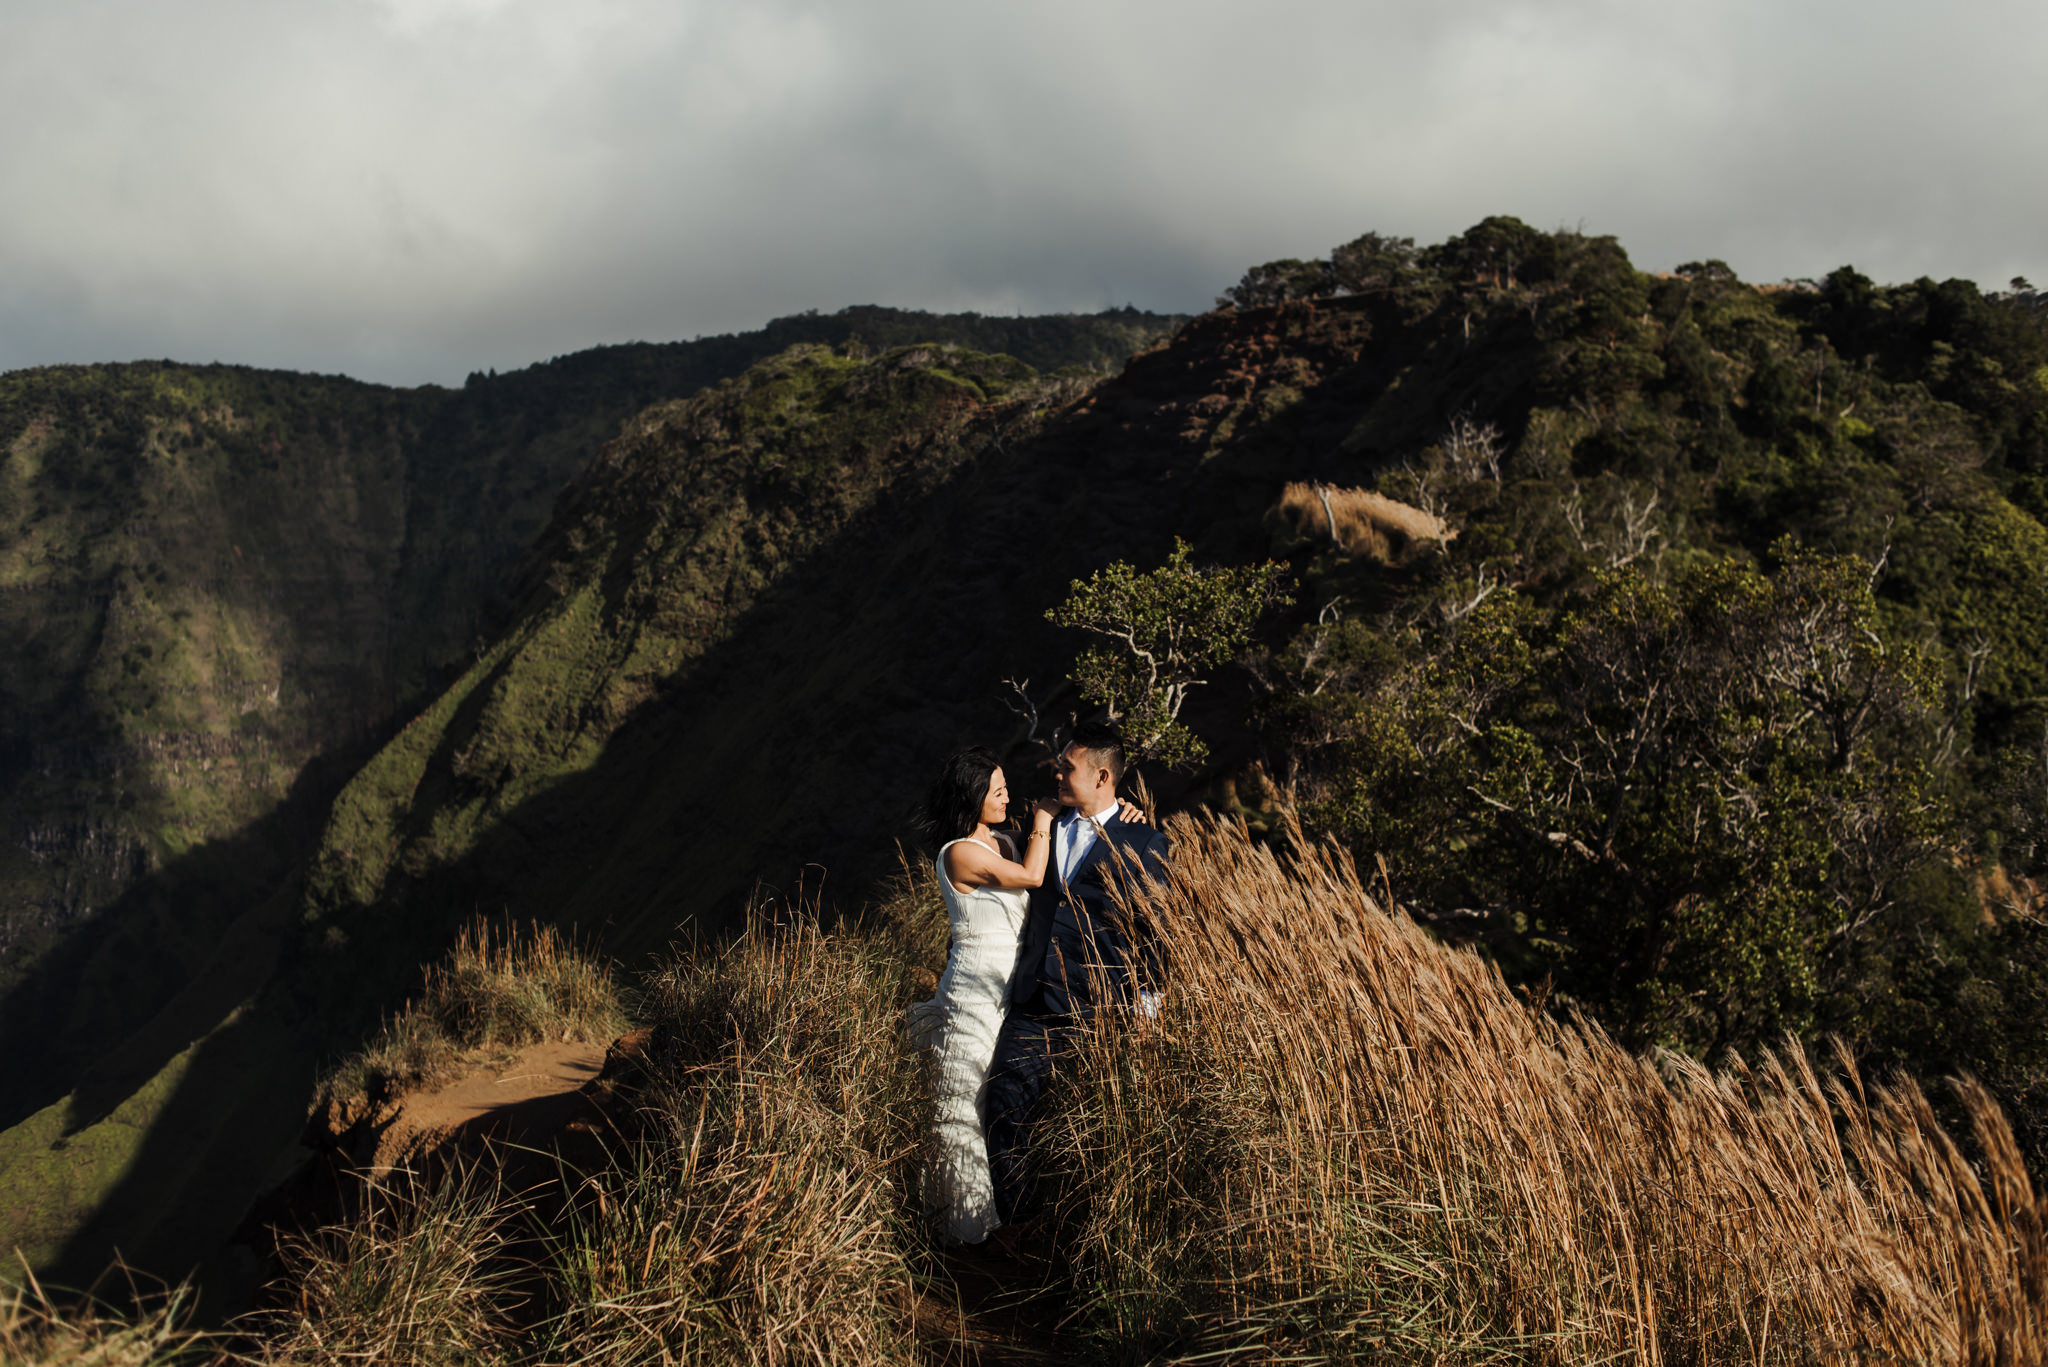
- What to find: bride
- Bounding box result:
[913,746,1142,1244]
[914,747,1057,1244]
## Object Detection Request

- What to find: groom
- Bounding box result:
[984,721,1170,1229]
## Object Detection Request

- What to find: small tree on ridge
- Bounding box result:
[1050,539,1291,770]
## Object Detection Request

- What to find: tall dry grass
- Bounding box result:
[235,1163,523,1367]
[1270,483,1455,565]
[241,894,937,1367]
[44,824,2044,1363]
[0,1265,205,1367]
[526,907,934,1366]
[1043,814,2048,1363]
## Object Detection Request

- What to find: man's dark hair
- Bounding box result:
[1068,721,1126,786]
[922,747,1001,844]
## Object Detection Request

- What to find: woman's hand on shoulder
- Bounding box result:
[1116,797,1152,826]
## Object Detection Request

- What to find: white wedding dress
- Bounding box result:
[912,835,1031,1244]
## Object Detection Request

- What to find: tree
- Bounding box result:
[1284,545,1951,1053]
[1422,215,1555,290]
[1050,539,1291,770]
[1218,258,1334,310]
[1330,232,1422,295]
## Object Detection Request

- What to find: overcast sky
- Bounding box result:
[2,0,2039,387]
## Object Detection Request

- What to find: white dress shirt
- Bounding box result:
[1056,799,1121,883]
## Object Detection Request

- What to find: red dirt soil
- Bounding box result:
[364,1040,609,1175]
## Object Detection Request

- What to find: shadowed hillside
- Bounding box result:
[0,304,1342,1292]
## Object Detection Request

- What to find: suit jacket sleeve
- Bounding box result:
[1086,822,1172,998]
[1128,826,1170,987]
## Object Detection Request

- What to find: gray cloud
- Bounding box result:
[2,0,2040,385]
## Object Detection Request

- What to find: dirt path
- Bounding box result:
[368,1040,608,1175]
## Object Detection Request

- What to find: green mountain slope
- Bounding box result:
[280,224,2048,1205]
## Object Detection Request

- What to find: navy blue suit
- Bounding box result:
[983,809,1169,1225]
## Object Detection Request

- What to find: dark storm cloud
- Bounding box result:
[1,0,2040,385]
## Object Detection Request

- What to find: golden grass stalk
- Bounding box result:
[320,919,631,1104]
[230,1162,523,1367]
[1045,814,2048,1363]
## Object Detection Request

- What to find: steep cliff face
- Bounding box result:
[2,370,414,957]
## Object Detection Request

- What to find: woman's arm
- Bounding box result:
[944,801,1058,892]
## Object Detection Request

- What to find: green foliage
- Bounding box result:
[1050,539,1291,770]
[1204,220,2048,1151]
[1423,214,1560,289]
[1281,547,1950,1054]
[1330,231,1423,295]
[1218,257,1335,309]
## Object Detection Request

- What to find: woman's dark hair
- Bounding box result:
[922,747,1000,845]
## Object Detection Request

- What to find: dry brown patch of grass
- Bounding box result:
[1270,482,1455,565]
[1043,815,2048,1363]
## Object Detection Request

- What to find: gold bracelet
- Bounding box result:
[1028,830,1050,841]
